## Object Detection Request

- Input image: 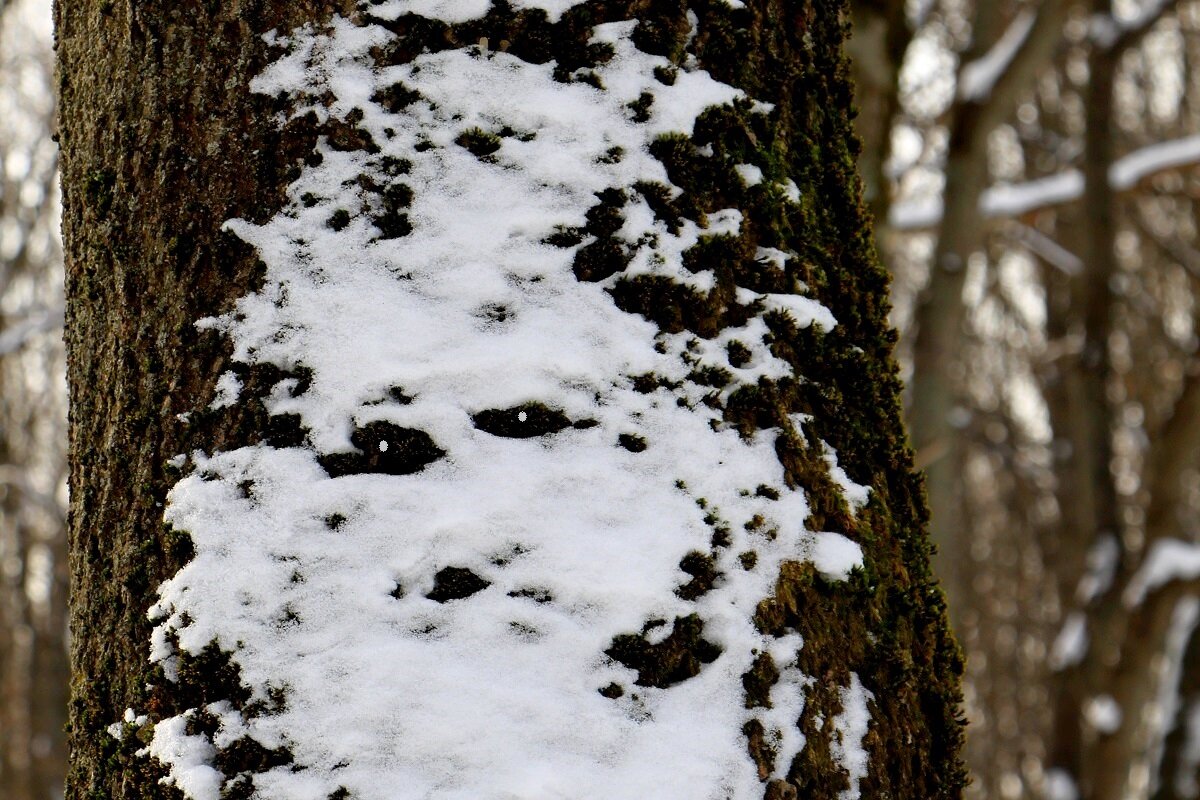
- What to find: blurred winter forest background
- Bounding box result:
[4,0,1200,797]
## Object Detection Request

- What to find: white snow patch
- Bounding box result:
[753,634,810,779]
[781,179,801,203]
[801,531,865,582]
[822,444,871,514]
[755,246,791,270]
[209,371,242,410]
[147,715,224,800]
[705,208,744,237]
[734,163,763,186]
[144,11,853,800]
[762,293,838,332]
[831,672,874,799]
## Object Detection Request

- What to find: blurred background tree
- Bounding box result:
[11,0,1200,797]
[0,0,67,798]
[851,0,1200,797]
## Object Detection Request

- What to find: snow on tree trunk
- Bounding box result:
[57,1,965,799]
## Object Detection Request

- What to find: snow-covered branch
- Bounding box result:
[957,9,1035,103]
[889,134,1200,230]
[1124,540,1200,607]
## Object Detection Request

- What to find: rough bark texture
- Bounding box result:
[57,1,965,797]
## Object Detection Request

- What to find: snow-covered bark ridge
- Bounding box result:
[124,3,955,798]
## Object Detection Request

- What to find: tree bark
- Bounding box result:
[58,1,965,797]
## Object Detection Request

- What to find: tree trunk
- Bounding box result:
[57,1,965,798]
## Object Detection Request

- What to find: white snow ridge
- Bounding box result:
[141,7,870,800]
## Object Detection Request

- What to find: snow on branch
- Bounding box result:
[957,9,1036,103]
[889,134,1200,231]
[1124,539,1200,606]
[1110,134,1200,190]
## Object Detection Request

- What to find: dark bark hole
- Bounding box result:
[377,156,412,176]
[472,402,574,438]
[372,210,412,239]
[605,613,722,688]
[372,182,414,239]
[756,484,780,500]
[266,413,308,448]
[477,303,513,326]
[743,718,775,783]
[275,605,301,628]
[455,127,502,160]
[543,226,585,248]
[688,365,732,388]
[598,146,624,164]
[727,340,752,368]
[490,543,530,566]
[572,239,631,282]
[627,91,654,123]
[599,682,624,698]
[508,587,554,604]
[676,550,719,600]
[742,652,780,709]
[426,567,491,603]
[389,582,405,600]
[372,81,421,112]
[326,117,379,154]
[327,209,351,231]
[633,180,683,234]
[215,736,293,777]
[318,421,446,477]
[609,275,714,335]
[618,433,647,453]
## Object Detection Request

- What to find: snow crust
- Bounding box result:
[143,10,868,800]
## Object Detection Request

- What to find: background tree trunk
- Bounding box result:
[57,1,965,797]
